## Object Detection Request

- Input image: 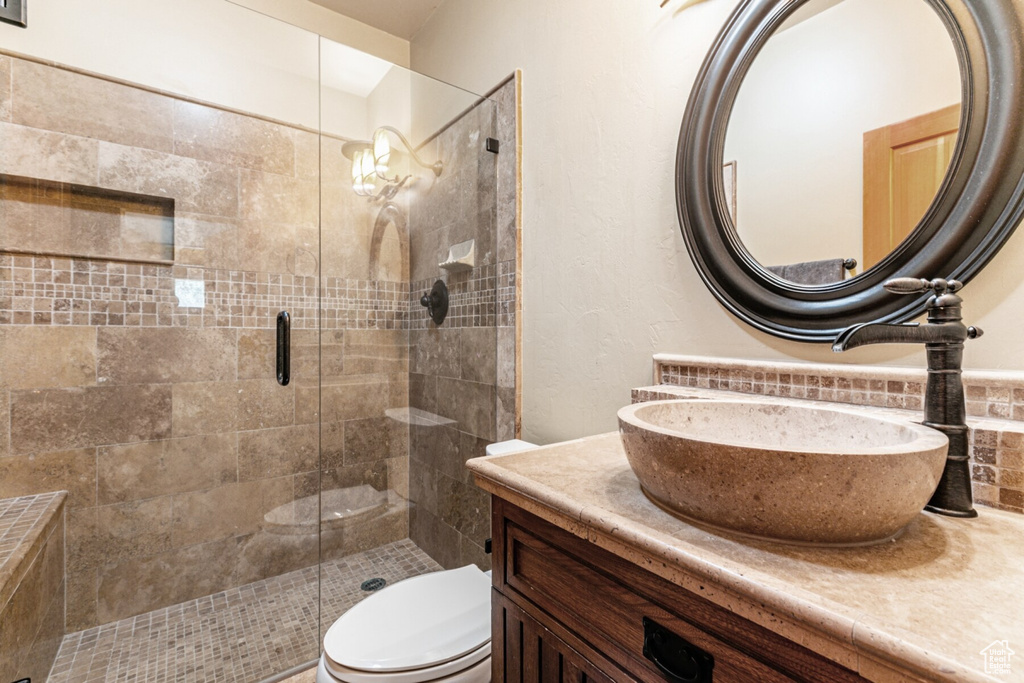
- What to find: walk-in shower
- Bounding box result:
[0,4,518,681]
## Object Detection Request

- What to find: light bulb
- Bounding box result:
[351,150,362,183]
[373,128,391,177]
[351,150,365,195]
[361,149,377,194]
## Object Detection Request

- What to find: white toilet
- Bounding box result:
[317,440,537,683]
[317,565,492,683]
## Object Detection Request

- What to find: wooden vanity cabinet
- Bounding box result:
[490,497,869,683]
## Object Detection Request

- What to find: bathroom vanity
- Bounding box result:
[487,496,866,682]
[470,429,1024,683]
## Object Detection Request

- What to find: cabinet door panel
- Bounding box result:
[494,589,623,683]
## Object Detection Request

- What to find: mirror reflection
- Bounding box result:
[723,0,961,285]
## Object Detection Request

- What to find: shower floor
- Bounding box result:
[47,539,442,683]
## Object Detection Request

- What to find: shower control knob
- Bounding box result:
[420,280,449,325]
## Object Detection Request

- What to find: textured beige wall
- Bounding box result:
[410,0,1024,445]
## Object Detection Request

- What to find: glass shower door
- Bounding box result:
[316,38,423,638]
[316,36,502,648]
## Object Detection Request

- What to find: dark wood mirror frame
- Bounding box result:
[676,0,1024,342]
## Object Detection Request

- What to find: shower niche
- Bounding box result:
[0,173,175,263]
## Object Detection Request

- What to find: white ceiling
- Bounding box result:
[309,0,443,40]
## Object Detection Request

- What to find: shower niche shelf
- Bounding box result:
[0,173,176,264]
[439,239,475,272]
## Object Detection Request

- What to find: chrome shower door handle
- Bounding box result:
[276,311,290,386]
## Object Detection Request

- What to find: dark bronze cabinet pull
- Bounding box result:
[276,311,290,386]
[642,617,714,683]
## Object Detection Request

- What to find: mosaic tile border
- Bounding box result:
[0,254,412,330]
[646,354,1024,515]
[408,260,514,329]
[497,260,516,328]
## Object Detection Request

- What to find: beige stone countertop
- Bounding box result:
[469,432,1024,683]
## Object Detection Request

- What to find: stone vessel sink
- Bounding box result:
[618,399,949,546]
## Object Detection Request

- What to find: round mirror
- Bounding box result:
[677,0,1024,341]
[723,0,962,284]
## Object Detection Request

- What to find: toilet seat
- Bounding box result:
[318,650,490,683]
[322,565,491,683]
[324,642,491,683]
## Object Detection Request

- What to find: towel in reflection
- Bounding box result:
[766,258,847,285]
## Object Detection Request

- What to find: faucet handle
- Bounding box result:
[884,277,964,295]
[884,278,931,294]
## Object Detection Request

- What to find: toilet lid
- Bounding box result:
[324,565,491,673]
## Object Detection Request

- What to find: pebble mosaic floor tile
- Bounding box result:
[48,540,441,683]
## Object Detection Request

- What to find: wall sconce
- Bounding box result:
[343,126,443,201]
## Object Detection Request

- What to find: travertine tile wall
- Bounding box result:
[0,492,66,683]
[406,77,518,570]
[0,53,408,632]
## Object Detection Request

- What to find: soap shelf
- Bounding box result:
[439,239,475,272]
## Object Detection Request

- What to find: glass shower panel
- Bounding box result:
[405,80,500,574]
[317,36,499,642]
[0,6,324,682]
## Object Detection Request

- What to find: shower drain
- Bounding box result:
[361,578,387,592]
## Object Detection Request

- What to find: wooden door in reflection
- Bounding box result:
[863,103,960,270]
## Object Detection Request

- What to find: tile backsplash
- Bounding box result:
[646,354,1024,516]
[656,356,1024,421]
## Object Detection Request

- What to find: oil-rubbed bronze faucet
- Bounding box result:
[833,277,983,518]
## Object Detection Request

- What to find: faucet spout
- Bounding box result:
[832,321,969,353]
[832,322,923,352]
